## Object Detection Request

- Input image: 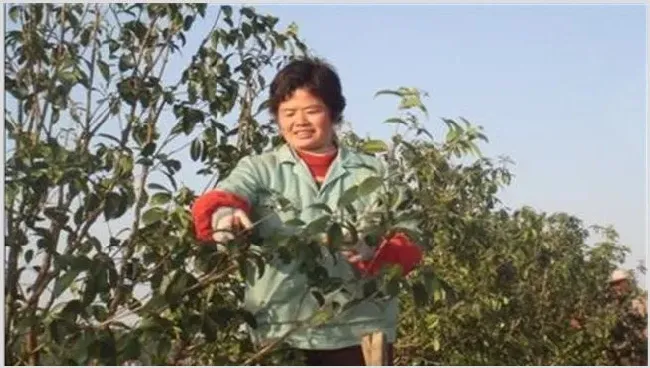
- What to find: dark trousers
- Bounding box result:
[301,344,394,366]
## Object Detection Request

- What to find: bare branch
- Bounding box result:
[82,5,102,148]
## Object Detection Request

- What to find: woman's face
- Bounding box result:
[276,88,335,153]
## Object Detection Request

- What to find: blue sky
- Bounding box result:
[243,4,647,278]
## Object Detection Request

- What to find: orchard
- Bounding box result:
[4,4,646,365]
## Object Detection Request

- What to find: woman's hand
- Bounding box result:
[341,250,364,264]
[211,207,253,243]
[343,240,375,262]
[343,232,423,277]
[342,237,378,276]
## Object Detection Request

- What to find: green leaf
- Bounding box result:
[245,252,267,279]
[374,89,403,98]
[311,309,333,325]
[386,276,400,298]
[82,276,97,306]
[15,313,38,335]
[48,318,65,344]
[357,176,383,197]
[221,5,233,18]
[311,289,326,307]
[77,69,91,90]
[104,192,123,220]
[9,85,29,100]
[210,31,220,49]
[285,218,306,227]
[108,39,120,53]
[140,294,167,314]
[163,159,181,173]
[202,315,219,342]
[197,4,207,17]
[150,192,172,206]
[363,279,378,298]
[70,255,93,271]
[238,309,257,329]
[305,215,331,236]
[155,338,172,361]
[159,270,176,295]
[59,70,78,84]
[238,257,249,281]
[183,15,195,31]
[133,188,147,209]
[416,127,434,140]
[67,10,80,29]
[468,141,482,157]
[109,98,120,115]
[165,272,193,301]
[242,22,252,39]
[119,335,141,361]
[118,54,136,72]
[141,142,156,157]
[8,6,21,23]
[148,183,169,193]
[80,29,92,47]
[163,90,174,104]
[190,138,202,161]
[433,337,441,352]
[164,171,178,191]
[142,207,166,225]
[337,185,359,208]
[24,249,34,263]
[117,154,134,176]
[400,94,424,111]
[327,223,344,248]
[361,139,388,154]
[383,117,408,126]
[182,108,205,134]
[423,272,442,297]
[412,281,429,307]
[135,157,153,166]
[52,270,80,300]
[61,299,85,322]
[308,203,333,214]
[241,7,255,19]
[91,305,109,322]
[264,15,279,28]
[446,126,460,143]
[98,60,110,82]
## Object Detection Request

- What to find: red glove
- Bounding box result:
[351,233,423,277]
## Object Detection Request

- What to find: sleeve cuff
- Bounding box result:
[191,190,251,242]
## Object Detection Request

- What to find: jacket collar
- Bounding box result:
[275,143,367,193]
[276,143,363,168]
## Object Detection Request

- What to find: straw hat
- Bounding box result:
[609,269,631,283]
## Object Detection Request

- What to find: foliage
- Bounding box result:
[4,4,646,366]
[5,3,307,365]
[368,90,647,366]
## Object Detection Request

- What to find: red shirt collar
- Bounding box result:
[295,149,338,180]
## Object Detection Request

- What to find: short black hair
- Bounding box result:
[269,57,346,123]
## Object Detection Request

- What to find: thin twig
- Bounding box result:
[82,5,101,149]
[240,322,307,366]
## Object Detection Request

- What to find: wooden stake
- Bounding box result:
[361,330,386,365]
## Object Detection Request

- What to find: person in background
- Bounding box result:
[191,57,423,365]
[606,269,647,366]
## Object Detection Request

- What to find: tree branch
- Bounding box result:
[119,15,159,147]
[82,5,102,149]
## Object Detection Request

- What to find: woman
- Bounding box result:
[191,57,423,365]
